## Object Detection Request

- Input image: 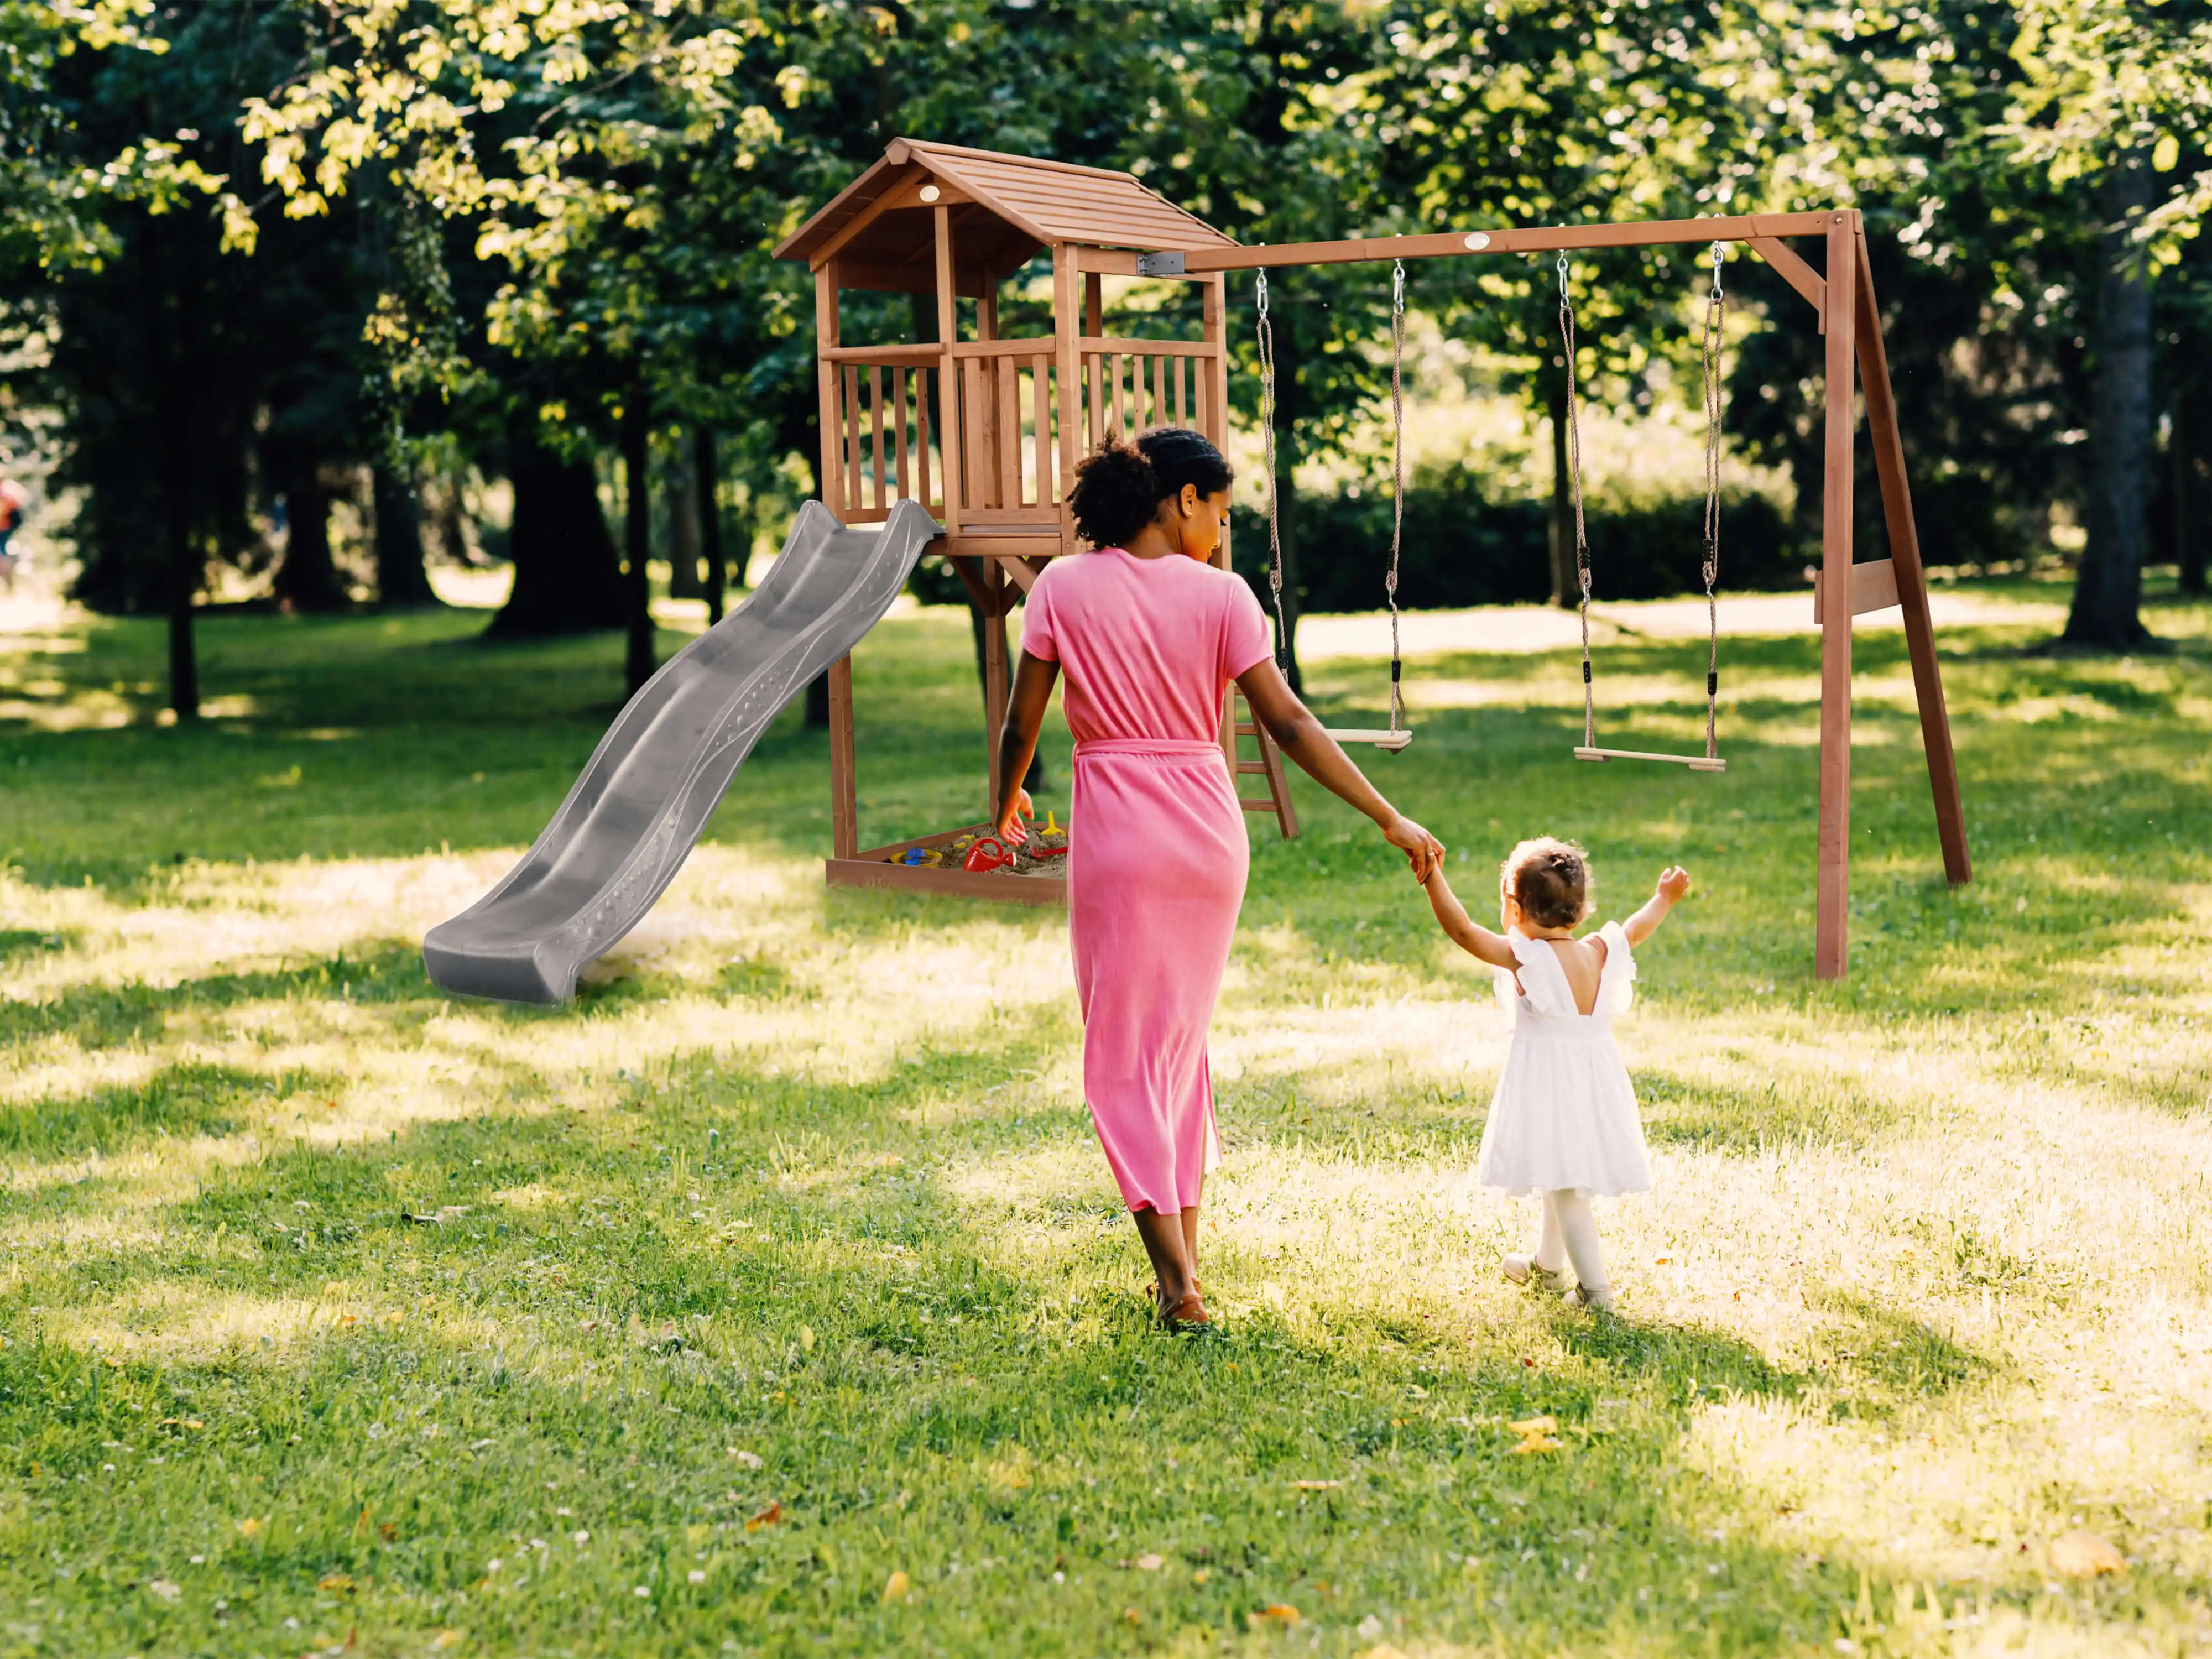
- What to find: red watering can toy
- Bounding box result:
[962,836,1015,874]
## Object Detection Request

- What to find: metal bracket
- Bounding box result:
[1134,250,1186,277]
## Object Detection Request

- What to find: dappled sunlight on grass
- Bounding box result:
[2,583,2210,1654]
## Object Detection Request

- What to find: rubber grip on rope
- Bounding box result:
[1390,662,1401,682]
[1707,672,1718,696]
[1582,662,1592,684]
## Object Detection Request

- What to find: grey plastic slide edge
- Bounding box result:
[422,498,941,1004]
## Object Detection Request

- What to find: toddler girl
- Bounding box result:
[1420,838,1690,1311]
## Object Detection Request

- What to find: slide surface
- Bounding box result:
[424,498,941,1004]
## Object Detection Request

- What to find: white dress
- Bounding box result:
[1474,923,1653,1197]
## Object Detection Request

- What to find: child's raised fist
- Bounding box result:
[1656,865,1692,904]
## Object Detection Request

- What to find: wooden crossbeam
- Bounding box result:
[1149,210,1839,275]
[1812,556,1901,623]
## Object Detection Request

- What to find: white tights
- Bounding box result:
[1532,1190,1610,1297]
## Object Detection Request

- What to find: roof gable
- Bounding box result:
[773,139,1233,279]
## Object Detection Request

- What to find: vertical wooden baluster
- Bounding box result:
[998,352,1021,509]
[842,364,862,515]
[1032,353,1052,508]
[869,366,886,513]
[894,367,911,499]
[1112,355,1126,439]
[917,366,933,512]
[1173,355,1187,425]
[1152,354,1166,430]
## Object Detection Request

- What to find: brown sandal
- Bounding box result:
[1159,1289,1213,1331]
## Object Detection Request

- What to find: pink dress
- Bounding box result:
[1020,549,1274,1214]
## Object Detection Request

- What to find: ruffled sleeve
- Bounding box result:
[1595,921,1637,1016]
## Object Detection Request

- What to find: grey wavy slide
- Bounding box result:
[422,498,941,1005]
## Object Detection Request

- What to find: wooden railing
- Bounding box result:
[823,345,941,524]
[951,338,1058,524]
[1077,337,1220,452]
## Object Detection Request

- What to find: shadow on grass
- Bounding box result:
[1637,1066,1904,1155]
[0,1061,335,1161]
[0,940,434,1051]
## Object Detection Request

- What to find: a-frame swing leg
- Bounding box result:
[1854,231,1971,889]
[1815,212,1859,981]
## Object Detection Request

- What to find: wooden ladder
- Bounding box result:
[1223,687,1298,839]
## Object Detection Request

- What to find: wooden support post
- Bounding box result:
[1054,244,1080,535]
[1855,229,1971,888]
[984,556,1009,817]
[1201,274,1228,447]
[933,206,963,534]
[1815,211,1859,981]
[828,655,858,860]
[815,265,843,514]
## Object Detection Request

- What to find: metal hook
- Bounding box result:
[1391,258,1405,311]
[1709,240,1724,296]
[1256,268,1269,319]
[1556,250,1571,296]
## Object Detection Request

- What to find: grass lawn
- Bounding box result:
[2,577,2209,1657]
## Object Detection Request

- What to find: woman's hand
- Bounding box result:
[1381,813,1444,882]
[995,787,1035,847]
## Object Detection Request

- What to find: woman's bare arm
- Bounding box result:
[993,649,1061,842]
[1234,657,1443,879]
[1421,866,1518,968]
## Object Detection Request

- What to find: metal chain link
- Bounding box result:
[1256,269,1290,672]
[1701,240,1725,762]
[1559,252,1595,751]
[1386,259,1406,733]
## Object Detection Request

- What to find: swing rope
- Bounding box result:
[1386,259,1406,735]
[1564,242,1728,771]
[1256,269,1290,674]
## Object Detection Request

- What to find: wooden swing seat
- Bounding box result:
[1574,745,1725,773]
[1324,727,1415,753]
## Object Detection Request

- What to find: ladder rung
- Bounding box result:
[1234,723,1259,737]
[1234,761,1269,774]
[1574,746,1726,773]
[1239,797,1281,811]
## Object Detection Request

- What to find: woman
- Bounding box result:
[994,427,1444,1329]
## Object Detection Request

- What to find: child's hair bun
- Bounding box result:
[1501,837,1592,930]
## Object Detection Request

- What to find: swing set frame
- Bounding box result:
[778,139,1967,980]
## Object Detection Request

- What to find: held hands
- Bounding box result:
[1655,864,1693,905]
[995,786,1035,848]
[1381,813,1446,883]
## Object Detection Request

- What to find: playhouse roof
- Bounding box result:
[773,139,1234,289]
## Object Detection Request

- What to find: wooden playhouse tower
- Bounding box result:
[773,138,1299,906]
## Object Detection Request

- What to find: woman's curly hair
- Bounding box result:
[1501,837,1592,930]
[1066,427,1234,549]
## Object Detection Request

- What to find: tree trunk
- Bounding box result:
[1547,377,1573,608]
[2065,155,2156,649]
[165,456,199,721]
[273,469,346,611]
[696,425,725,625]
[489,419,624,636]
[665,430,703,599]
[624,389,655,696]
[372,464,441,607]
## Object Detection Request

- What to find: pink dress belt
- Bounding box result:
[1073,738,1223,758]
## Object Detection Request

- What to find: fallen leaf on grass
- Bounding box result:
[1118,1553,1163,1571]
[882,1570,910,1603]
[236,1517,265,1539]
[318,1573,356,1593]
[746,1501,783,1530]
[2049,1531,2125,1577]
[1508,1416,1558,1437]
[1121,1608,1140,1624]
[430,1632,462,1650]
[1249,1604,1301,1627]
[1290,1480,1342,1491]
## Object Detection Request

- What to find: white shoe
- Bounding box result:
[1502,1253,1571,1291]
[1564,1281,1617,1313]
